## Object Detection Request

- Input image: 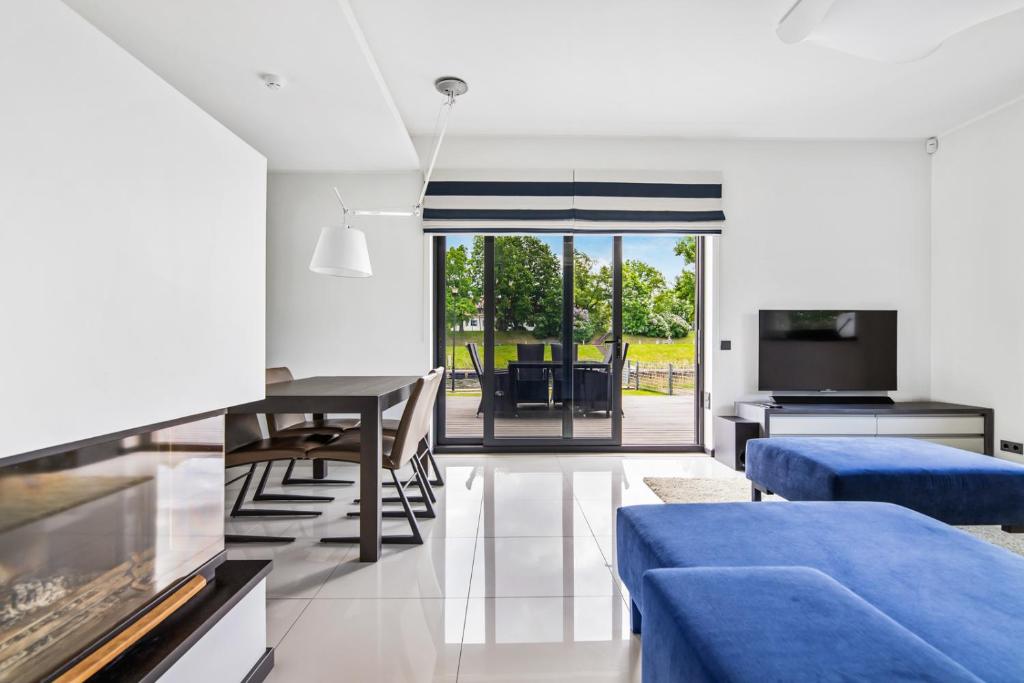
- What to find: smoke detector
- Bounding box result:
[261,73,286,90]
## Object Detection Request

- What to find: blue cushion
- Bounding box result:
[617,501,1024,681]
[641,566,981,683]
[746,437,1024,525]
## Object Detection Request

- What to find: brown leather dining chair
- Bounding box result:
[265,366,357,488]
[224,412,335,544]
[308,367,445,546]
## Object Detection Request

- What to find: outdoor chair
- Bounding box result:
[467,342,512,415]
[513,342,551,408]
[577,342,629,417]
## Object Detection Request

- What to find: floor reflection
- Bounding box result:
[255,453,736,681]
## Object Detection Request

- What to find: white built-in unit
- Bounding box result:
[735,401,992,454]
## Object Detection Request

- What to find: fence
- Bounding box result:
[444,362,695,395]
[622,361,695,395]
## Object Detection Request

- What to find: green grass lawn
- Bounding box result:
[444,330,694,369]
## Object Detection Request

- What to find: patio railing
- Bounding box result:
[623,361,695,395]
[444,361,695,395]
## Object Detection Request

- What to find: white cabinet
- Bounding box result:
[876,415,985,436]
[914,436,986,453]
[770,415,877,436]
[734,401,992,455]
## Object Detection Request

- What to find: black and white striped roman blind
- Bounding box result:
[421,170,725,234]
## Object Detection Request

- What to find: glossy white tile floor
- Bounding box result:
[227,454,743,682]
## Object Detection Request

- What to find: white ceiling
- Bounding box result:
[350,0,1024,139]
[66,0,1024,170]
[64,0,419,171]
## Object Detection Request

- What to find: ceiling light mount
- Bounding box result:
[261,73,286,90]
[434,77,468,99]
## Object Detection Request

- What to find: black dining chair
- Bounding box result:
[577,342,630,417]
[467,342,512,416]
[514,343,550,408]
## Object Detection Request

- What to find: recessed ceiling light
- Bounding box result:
[260,73,286,90]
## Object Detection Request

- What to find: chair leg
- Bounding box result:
[384,439,441,487]
[230,463,322,518]
[372,461,434,515]
[410,457,436,519]
[422,440,444,487]
[225,534,295,544]
[411,455,437,504]
[321,469,423,545]
[253,462,334,503]
[352,460,435,519]
[280,458,354,486]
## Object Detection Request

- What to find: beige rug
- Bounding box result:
[643,476,1024,558]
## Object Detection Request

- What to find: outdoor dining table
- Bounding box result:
[506,360,612,413]
[229,375,419,562]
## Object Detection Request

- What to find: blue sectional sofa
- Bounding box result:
[745,437,1024,527]
[617,501,1024,681]
[641,566,981,683]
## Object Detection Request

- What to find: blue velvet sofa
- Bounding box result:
[641,566,981,682]
[617,501,1024,681]
[746,437,1024,527]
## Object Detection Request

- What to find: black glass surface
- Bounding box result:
[0,415,224,682]
[758,310,897,391]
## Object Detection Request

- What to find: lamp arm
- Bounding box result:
[333,88,459,218]
[415,93,456,210]
[331,186,350,218]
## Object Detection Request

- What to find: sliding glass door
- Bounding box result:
[482,235,622,446]
[434,233,703,451]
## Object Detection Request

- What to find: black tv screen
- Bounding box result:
[758,310,897,391]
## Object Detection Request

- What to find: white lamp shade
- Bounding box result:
[309,225,372,277]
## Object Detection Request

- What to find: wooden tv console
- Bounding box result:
[734,400,994,456]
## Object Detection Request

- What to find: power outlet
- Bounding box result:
[1000,440,1023,456]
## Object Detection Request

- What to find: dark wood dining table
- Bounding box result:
[229,375,420,562]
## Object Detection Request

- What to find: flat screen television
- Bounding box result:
[758,310,897,392]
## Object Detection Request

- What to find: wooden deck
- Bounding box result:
[444,393,696,445]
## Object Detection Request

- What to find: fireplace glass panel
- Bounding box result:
[0,414,224,682]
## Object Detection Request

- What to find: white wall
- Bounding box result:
[0,0,266,459]
[266,173,430,387]
[265,138,933,446]
[420,137,934,439]
[931,98,1024,462]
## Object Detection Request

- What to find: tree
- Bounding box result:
[670,236,698,331]
[445,245,479,379]
[445,245,478,333]
[622,260,667,337]
[572,250,611,343]
[673,236,696,265]
[473,236,562,338]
